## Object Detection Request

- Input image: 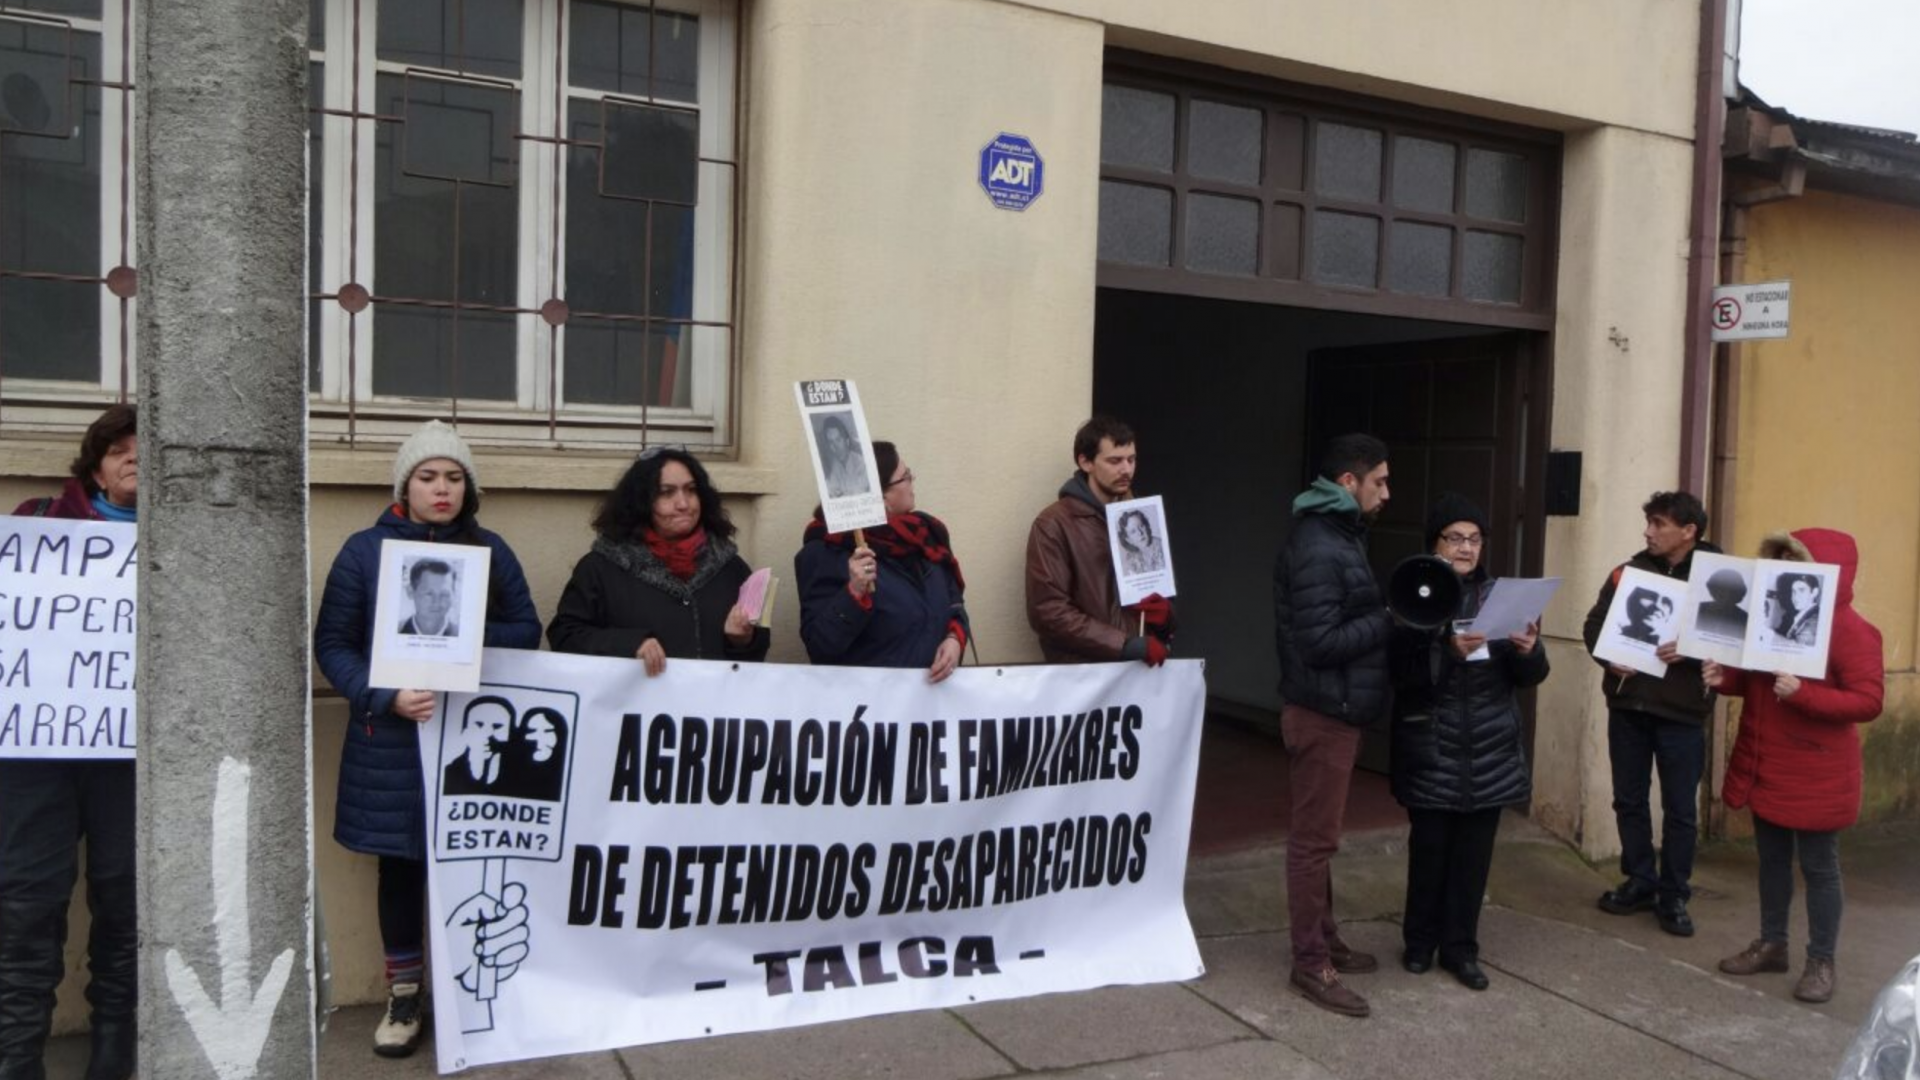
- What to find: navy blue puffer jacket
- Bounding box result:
[315,507,541,859]
[1389,571,1550,811]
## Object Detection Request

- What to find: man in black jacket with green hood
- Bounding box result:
[1272,433,1393,1018]
[1582,490,1718,938]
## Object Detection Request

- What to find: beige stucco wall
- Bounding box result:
[2,0,1716,1024]
[739,0,1105,665]
[1530,125,1700,858]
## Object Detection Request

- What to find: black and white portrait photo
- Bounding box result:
[401,556,462,638]
[1693,567,1750,640]
[1117,507,1167,575]
[810,411,869,499]
[1619,587,1674,645]
[1766,571,1823,648]
[441,696,569,803]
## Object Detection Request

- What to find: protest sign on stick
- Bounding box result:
[795,380,886,536]
[421,651,1206,1073]
[1105,495,1176,609]
[0,517,138,760]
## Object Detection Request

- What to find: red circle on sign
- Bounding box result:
[1712,297,1741,331]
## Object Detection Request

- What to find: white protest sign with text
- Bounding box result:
[1592,566,1689,677]
[0,517,137,760]
[420,651,1206,1073]
[795,380,886,535]
[1105,495,1176,608]
[370,539,491,693]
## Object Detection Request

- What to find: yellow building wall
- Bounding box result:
[1731,188,1920,823]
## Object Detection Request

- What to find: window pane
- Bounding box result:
[602,100,698,204]
[1100,84,1174,173]
[378,0,522,80]
[1313,122,1381,202]
[400,75,517,186]
[1388,220,1451,297]
[9,0,99,17]
[372,307,516,400]
[565,319,699,408]
[1462,230,1523,302]
[570,0,700,103]
[1097,180,1171,266]
[1391,136,1454,214]
[1188,99,1260,185]
[1185,193,1258,275]
[1311,210,1378,288]
[1465,148,1527,223]
[0,22,99,381]
[0,277,96,381]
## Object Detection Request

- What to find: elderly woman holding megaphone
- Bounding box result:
[1387,492,1547,991]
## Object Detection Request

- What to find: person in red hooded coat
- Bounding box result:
[1704,528,1884,1007]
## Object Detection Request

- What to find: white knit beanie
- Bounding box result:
[392,420,481,501]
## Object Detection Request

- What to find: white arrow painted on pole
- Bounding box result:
[164,756,296,1080]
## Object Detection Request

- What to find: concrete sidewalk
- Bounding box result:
[50,817,1919,1078]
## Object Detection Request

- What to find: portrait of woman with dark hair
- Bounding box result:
[1116,507,1166,575]
[813,412,869,498]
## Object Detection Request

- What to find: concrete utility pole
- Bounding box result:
[136,2,315,1078]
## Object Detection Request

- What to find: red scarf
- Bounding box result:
[803,512,964,593]
[643,526,708,581]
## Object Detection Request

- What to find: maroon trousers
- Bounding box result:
[1283,705,1364,972]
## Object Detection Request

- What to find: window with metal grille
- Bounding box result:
[0,0,135,408]
[310,0,743,452]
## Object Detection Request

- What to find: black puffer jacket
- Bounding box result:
[1390,570,1550,811]
[547,534,771,662]
[1580,542,1720,724]
[1273,479,1394,726]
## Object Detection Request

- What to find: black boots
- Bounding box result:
[82,872,137,1080]
[0,900,67,1080]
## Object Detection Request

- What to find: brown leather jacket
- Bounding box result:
[1025,474,1129,662]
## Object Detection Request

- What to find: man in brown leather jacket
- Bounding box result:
[1024,416,1172,665]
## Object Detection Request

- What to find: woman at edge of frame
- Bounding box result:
[0,404,139,1080]
[1707,528,1884,1006]
[1388,491,1548,992]
[794,440,969,682]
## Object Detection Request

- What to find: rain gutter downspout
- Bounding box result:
[1679,0,1730,492]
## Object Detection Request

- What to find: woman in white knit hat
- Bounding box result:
[313,419,541,1059]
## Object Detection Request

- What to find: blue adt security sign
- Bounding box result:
[978,133,1044,211]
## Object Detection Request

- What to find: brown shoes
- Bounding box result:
[1718,939,1789,976]
[1328,937,1380,975]
[1290,965,1371,1017]
[1793,957,1835,1003]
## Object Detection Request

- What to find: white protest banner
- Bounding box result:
[370,539,491,693]
[1105,495,1175,608]
[0,517,138,760]
[420,651,1206,1073]
[1592,566,1688,677]
[795,379,886,535]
